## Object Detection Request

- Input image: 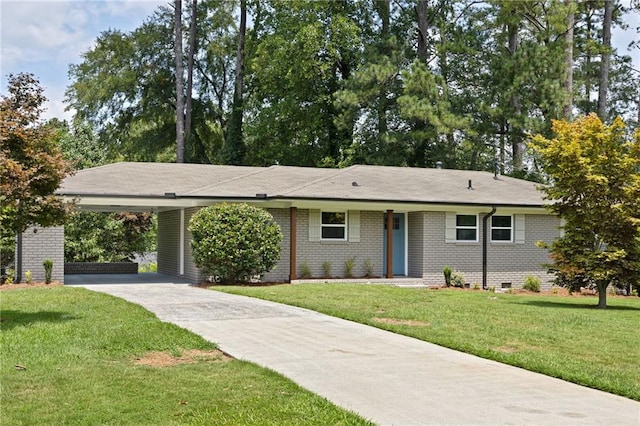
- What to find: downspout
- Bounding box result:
[482,206,497,290]
[16,232,23,283]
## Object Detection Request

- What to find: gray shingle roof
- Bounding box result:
[58,162,544,207]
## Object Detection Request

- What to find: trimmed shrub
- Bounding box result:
[189,203,282,284]
[450,270,465,288]
[299,260,312,278]
[363,258,374,278]
[344,256,356,278]
[43,259,53,284]
[443,265,452,287]
[523,275,541,292]
[322,261,332,278]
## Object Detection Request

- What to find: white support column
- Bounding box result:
[179,208,185,276]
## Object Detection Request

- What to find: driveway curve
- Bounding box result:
[76,283,640,426]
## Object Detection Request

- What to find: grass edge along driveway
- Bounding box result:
[0,287,372,425]
[214,284,640,402]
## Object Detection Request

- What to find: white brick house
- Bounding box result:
[45,162,561,288]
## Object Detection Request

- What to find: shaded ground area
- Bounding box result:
[64,273,191,285]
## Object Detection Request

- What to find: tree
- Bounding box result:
[220,0,247,165]
[245,0,360,166]
[596,0,614,119]
[531,114,640,308]
[174,0,186,163]
[0,73,72,235]
[189,203,282,284]
[64,211,155,263]
[51,120,156,264]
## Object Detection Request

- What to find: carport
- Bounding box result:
[52,162,283,285]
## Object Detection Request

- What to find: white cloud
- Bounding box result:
[1,0,165,121]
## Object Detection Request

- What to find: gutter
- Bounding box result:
[482,206,497,290]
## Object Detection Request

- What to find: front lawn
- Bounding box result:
[0,287,371,425]
[214,284,640,401]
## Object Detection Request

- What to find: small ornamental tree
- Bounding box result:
[1,73,72,234]
[189,203,282,284]
[531,114,640,309]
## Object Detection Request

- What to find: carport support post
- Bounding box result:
[386,210,393,279]
[289,207,297,281]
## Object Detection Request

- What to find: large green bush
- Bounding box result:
[189,203,282,284]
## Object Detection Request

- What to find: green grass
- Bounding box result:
[214,284,640,401]
[0,287,371,425]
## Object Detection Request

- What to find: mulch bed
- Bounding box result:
[0,282,62,291]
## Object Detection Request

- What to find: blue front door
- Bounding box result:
[383,213,405,276]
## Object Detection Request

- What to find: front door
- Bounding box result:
[383,213,405,276]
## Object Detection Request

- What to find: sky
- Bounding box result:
[1,0,639,123]
[0,0,166,120]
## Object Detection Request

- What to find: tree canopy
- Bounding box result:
[531,114,640,308]
[1,73,72,235]
[65,0,639,174]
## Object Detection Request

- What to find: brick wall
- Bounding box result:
[183,207,204,283]
[157,210,180,277]
[295,209,384,279]
[19,226,64,283]
[407,212,424,277]
[418,211,560,289]
[65,262,138,274]
[261,208,291,282]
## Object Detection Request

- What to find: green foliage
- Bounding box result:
[65,212,155,263]
[189,203,282,284]
[443,265,452,287]
[450,270,466,288]
[138,263,158,273]
[322,260,332,278]
[4,268,15,284]
[24,270,32,284]
[43,259,53,284]
[0,73,72,235]
[344,256,356,278]
[299,260,312,279]
[531,114,640,308]
[1,288,369,425]
[523,275,541,293]
[66,4,232,164]
[246,0,361,167]
[363,258,374,278]
[0,230,15,276]
[66,1,638,171]
[54,120,107,170]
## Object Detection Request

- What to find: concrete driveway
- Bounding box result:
[72,282,640,425]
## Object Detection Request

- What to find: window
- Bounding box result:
[456,214,477,241]
[491,215,513,242]
[321,211,347,240]
[384,216,400,230]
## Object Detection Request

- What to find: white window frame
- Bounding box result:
[321,211,348,241]
[490,215,513,242]
[455,214,478,242]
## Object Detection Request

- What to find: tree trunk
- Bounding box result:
[508,22,524,172]
[563,0,574,120]
[185,0,197,144]
[221,0,246,165]
[376,0,390,140]
[174,0,185,163]
[597,0,613,120]
[585,7,592,114]
[596,281,608,309]
[416,0,428,62]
